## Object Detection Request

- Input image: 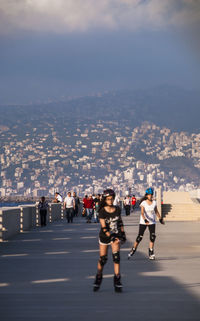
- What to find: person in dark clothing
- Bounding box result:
[93,194,100,223]
[38,196,49,226]
[93,189,126,292]
[73,192,80,216]
[82,195,88,217]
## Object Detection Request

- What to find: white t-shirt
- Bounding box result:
[56,194,63,202]
[64,196,74,208]
[140,200,157,225]
[113,196,120,206]
[124,197,131,206]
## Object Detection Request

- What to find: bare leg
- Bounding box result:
[97,244,108,274]
[111,239,120,275]
[149,241,154,249]
[132,241,139,250]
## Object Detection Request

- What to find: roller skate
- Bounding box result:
[128,247,136,260]
[93,273,102,292]
[114,274,123,292]
[149,248,155,260]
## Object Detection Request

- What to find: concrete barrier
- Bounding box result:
[31,206,37,227]
[0,207,21,241]
[19,205,37,232]
[50,203,62,222]
[0,202,63,241]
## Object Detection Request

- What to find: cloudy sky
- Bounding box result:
[0,0,200,104]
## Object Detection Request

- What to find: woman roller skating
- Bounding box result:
[128,188,164,260]
[93,189,126,292]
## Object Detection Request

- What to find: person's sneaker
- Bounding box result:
[93,273,102,292]
[128,247,136,259]
[149,248,155,260]
[113,274,123,292]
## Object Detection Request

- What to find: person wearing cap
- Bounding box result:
[128,187,164,260]
[93,189,126,292]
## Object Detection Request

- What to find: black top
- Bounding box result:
[99,206,123,240]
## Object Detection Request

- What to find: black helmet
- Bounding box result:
[103,189,115,199]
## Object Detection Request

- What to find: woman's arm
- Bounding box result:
[99,218,110,237]
[155,206,161,219]
[141,206,147,221]
[155,206,165,224]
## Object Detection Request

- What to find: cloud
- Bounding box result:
[0,0,199,34]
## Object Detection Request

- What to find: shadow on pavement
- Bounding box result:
[0,217,199,321]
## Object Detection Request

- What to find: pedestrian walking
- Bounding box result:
[113,194,120,206]
[93,194,100,223]
[64,192,75,223]
[131,194,137,211]
[123,193,131,216]
[73,192,80,216]
[38,196,49,226]
[82,194,88,217]
[128,187,164,260]
[85,194,94,223]
[93,189,126,292]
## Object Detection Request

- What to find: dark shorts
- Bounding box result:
[99,232,111,245]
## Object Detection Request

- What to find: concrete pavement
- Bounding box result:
[0,210,200,321]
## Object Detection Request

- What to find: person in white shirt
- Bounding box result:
[123,194,131,216]
[128,187,164,260]
[54,192,63,203]
[113,194,120,206]
[64,191,75,223]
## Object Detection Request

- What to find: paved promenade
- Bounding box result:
[0,210,200,321]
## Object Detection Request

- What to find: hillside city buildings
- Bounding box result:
[1,121,200,198]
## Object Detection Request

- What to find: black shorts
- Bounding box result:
[99,232,111,245]
[138,224,155,236]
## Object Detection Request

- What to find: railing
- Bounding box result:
[0,203,62,242]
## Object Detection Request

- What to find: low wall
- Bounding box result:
[50,203,62,222]
[163,191,194,204]
[19,205,38,232]
[0,207,20,241]
[0,203,62,241]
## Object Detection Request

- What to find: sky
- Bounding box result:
[0,0,200,104]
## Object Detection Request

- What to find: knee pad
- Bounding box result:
[150,233,156,243]
[136,235,143,243]
[112,251,120,264]
[99,255,107,266]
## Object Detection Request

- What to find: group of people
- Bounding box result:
[123,193,137,216]
[38,191,80,225]
[38,191,137,226]
[38,187,165,293]
[82,194,101,223]
[82,192,137,223]
[93,187,164,292]
[63,191,80,223]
